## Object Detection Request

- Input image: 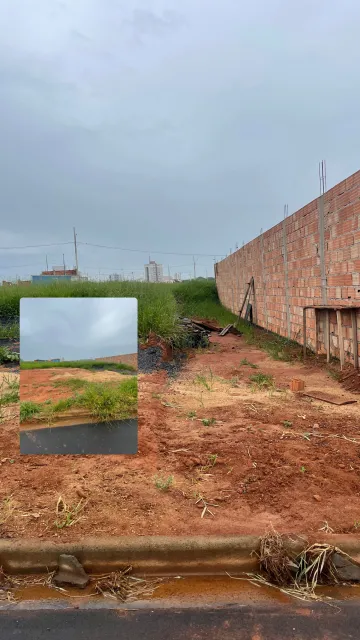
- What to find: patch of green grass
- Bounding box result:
[249,372,274,390]
[240,358,259,369]
[201,418,216,427]
[0,347,19,364]
[207,454,218,466]
[283,420,293,428]
[187,410,197,419]
[0,323,19,339]
[194,369,215,391]
[300,466,306,473]
[0,389,19,406]
[0,375,19,406]
[20,401,42,422]
[154,475,174,491]
[20,360,135,372]
[77,376,138,422]
[172,280,238,327]
[52,378,89,391]
[238,322,303,362]
[20,376,138,424]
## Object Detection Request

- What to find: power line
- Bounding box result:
[0,239,223,258]
[77,242,224,258]
[0,242,73,250]
[0,262,45,269]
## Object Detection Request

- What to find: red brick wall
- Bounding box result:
[215,170,360,366]
[95,354,137,369]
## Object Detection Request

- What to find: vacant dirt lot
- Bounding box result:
[20,368,132,403]
[1,333,360,539]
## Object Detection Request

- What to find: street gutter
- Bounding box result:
[1,534,360,576]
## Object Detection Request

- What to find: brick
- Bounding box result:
[217,170,360,365]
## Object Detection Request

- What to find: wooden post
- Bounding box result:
[336,309,345,370]
[303,308,307,361]
[325,309,331,363]
[351,309,359,370]
[315,310,319,355]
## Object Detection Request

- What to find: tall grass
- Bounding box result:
[20,376,138,424]
[0,280,180,342]
[1,279,301,360]
[20,360,135,372]
[172,280,237,326]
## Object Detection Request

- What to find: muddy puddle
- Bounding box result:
[19,419,138,455]
[7,576,360,609]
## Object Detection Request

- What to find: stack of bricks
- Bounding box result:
[215,170,360,366]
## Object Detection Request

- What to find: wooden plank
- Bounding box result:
[325,309,331,363]
[315,309,320,355]
[352,309,359,370]
[303,308,307,361]
[238,277,254,320]
[302,391,357,406]
[337,309,345,370]
[251,278,257,325]
[219,324,233,337]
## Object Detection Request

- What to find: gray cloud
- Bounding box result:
[20,297,137,360]
[0,0,360,282]
[125,9,186,37]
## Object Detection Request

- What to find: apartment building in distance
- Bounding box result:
[144,260,163,283]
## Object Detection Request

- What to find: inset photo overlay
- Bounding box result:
[19,297,138,454]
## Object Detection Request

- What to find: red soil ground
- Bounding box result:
[1,334,360,540]
[20,368,130,403]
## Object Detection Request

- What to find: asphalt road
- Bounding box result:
[0,602,358,639]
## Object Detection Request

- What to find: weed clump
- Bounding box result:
[154,475,173,491]
[249,373,274,390]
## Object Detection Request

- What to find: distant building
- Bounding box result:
[31,266,88,284]
[144,261,163,283]
[2,280,31,287]
[109,273,121,281]
[42,267,78,276]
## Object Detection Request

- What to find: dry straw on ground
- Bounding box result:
[228,530,358,603]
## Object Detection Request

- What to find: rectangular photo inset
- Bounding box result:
[19,297,138,455]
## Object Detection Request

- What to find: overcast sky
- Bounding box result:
[20,297,137,360]
[1,0,360,281]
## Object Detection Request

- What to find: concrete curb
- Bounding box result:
[0,535,359,576]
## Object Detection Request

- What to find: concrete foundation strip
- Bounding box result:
[1,535,360,576]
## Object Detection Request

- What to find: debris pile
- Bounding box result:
[341,368,360,394]
[245,531,360,602]
[179,318,211,348]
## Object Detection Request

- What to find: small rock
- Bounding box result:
[313,424,320,429]
[313,495,321,502]
[332,552,360,582]
[53,554,89,589]
[338,464,345,469]
[75,486,87,499]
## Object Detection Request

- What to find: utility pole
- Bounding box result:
[168,265,171,280]
[73,227,79,274]
[193,256,196,279]
[46,255,49,271]
[63,254,66,275]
